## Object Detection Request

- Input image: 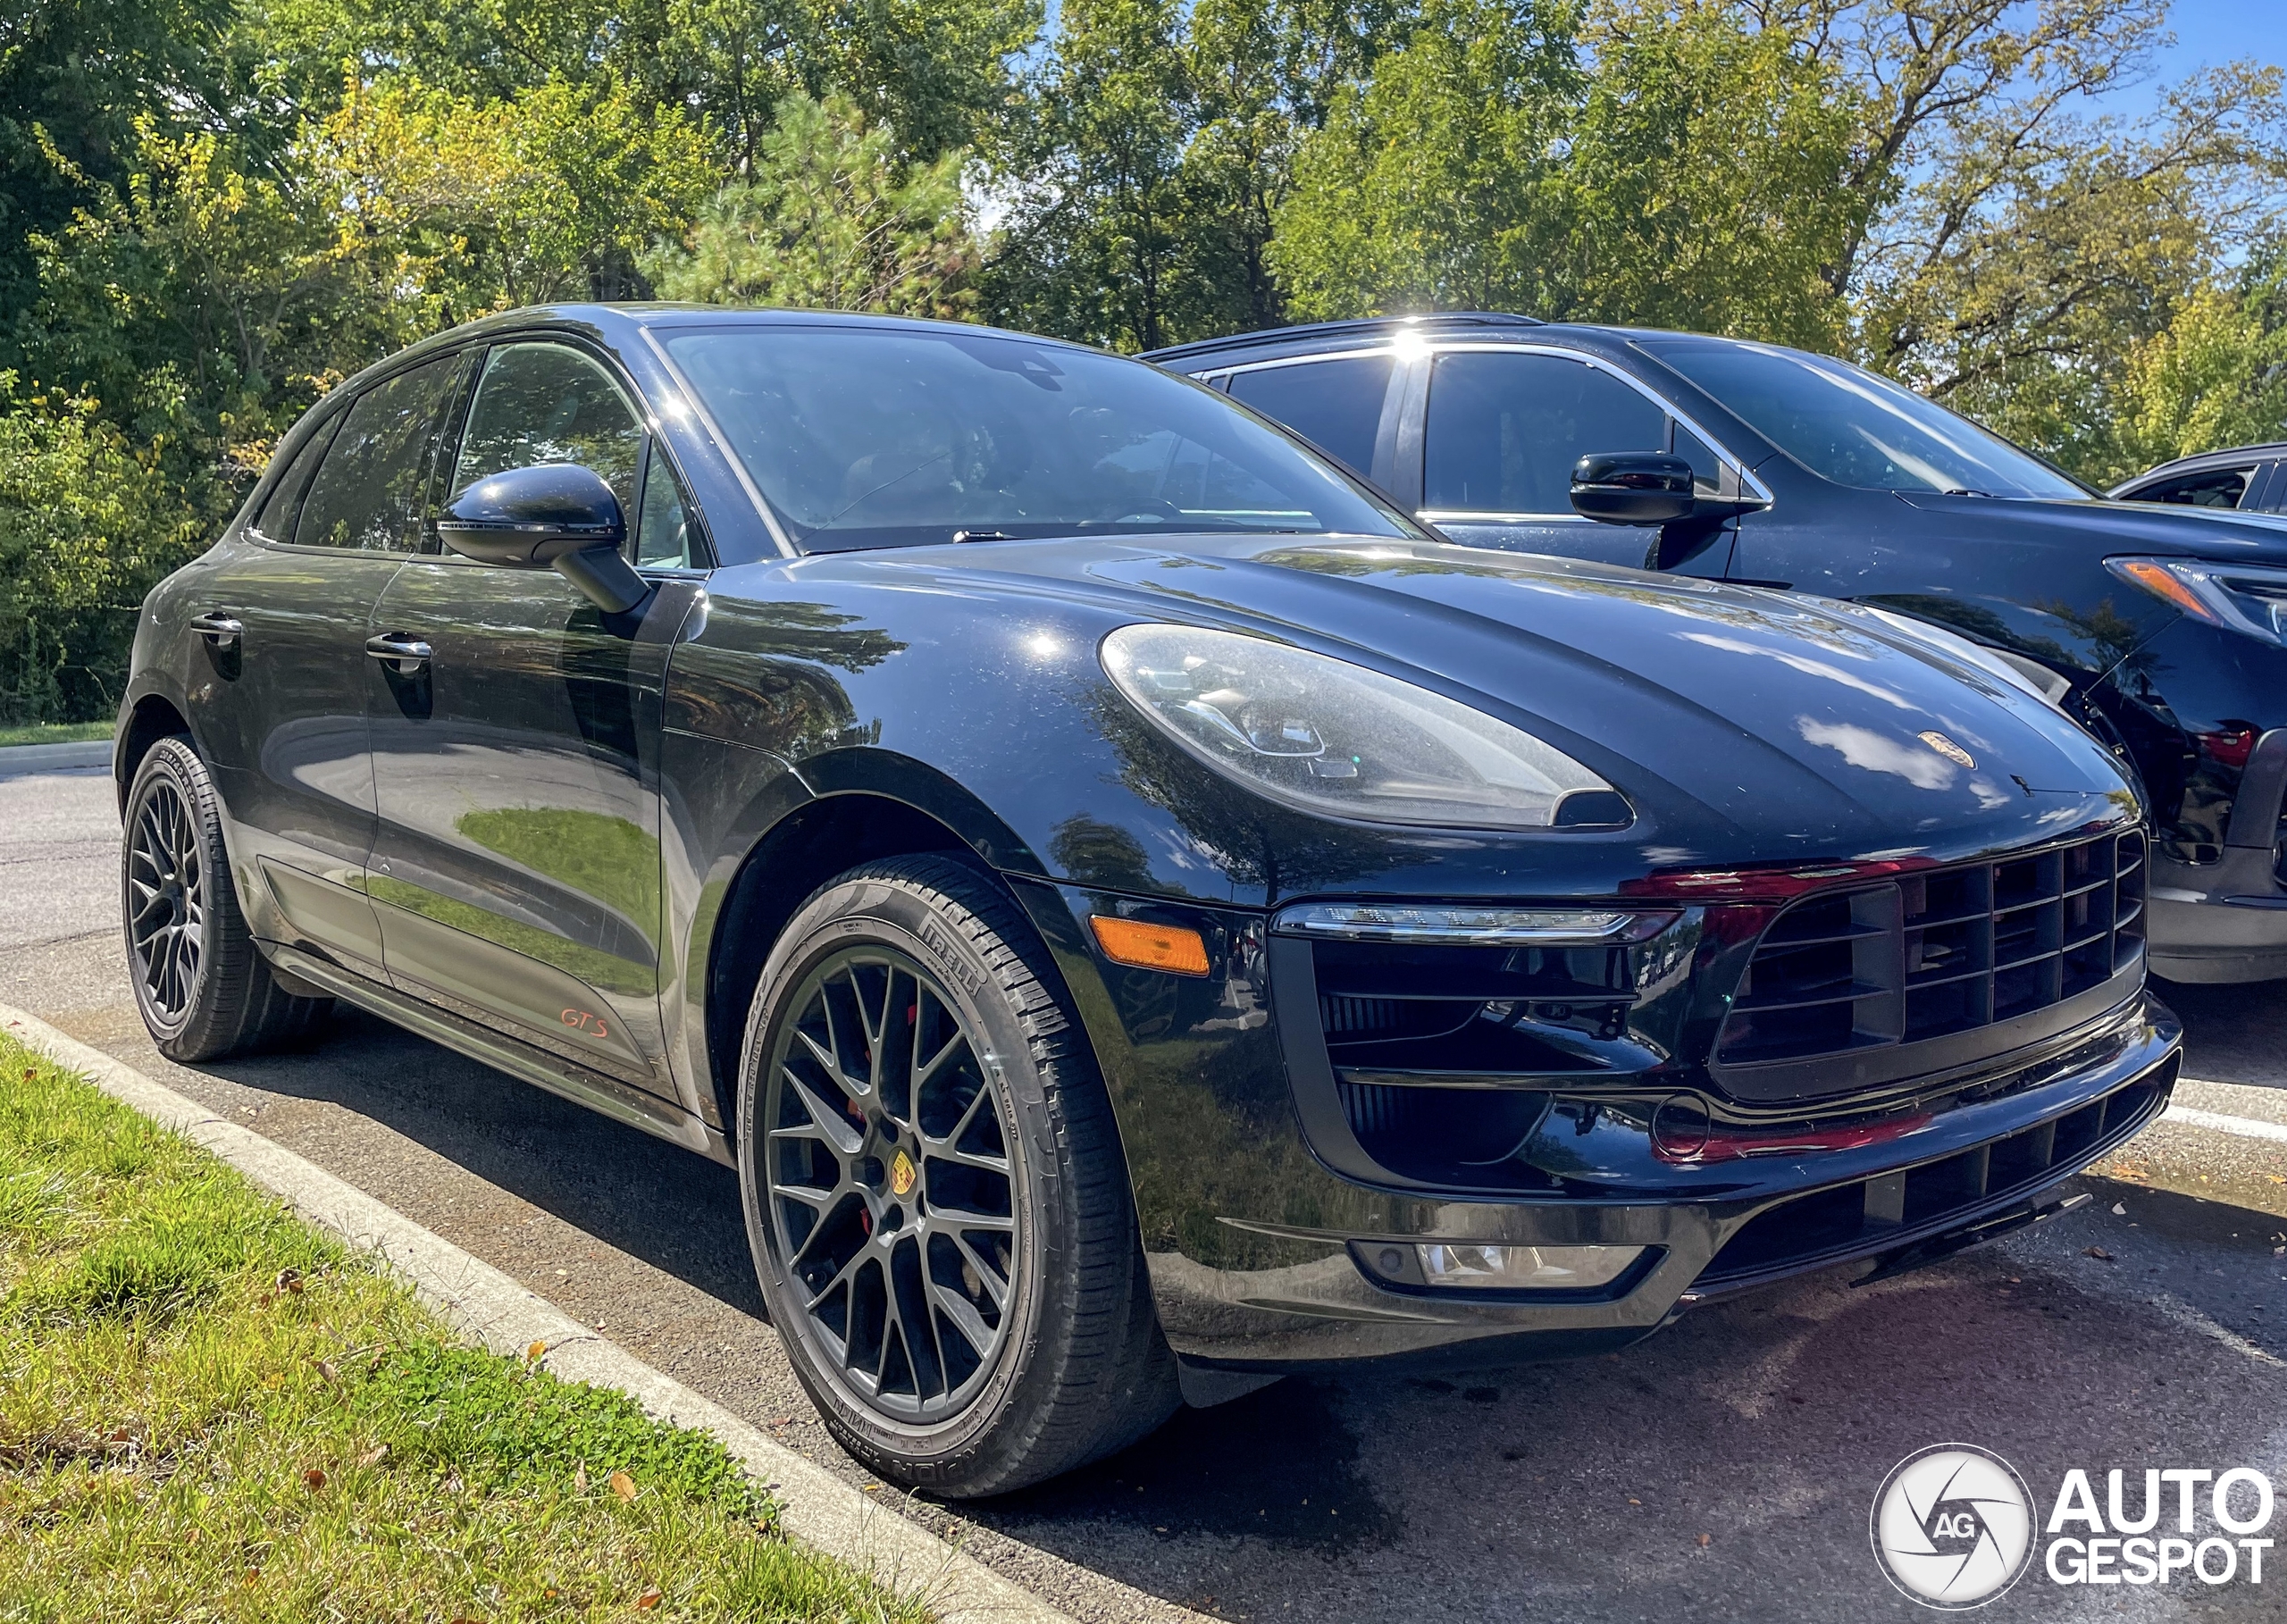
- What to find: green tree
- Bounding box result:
[0,376,202,722]
[642,91,981,317]
[2111,251,2287,481]
[985,0,1202,351]
[1268,0,1579,319]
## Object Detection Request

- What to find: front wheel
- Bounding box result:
[736,854,1176,1496]
[121,736,331,1061]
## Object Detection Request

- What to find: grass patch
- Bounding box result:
[0,1035,930,1623]
[0,722,111,749]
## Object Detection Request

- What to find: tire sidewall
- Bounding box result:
[736,869,1073,1490]
[121,738,212,1046]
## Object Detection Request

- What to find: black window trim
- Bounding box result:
[1412,340,1772,523]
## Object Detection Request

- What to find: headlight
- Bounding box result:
[2107,556,2287,645]
[1100,624,1630,829]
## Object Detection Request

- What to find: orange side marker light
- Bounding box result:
[1090,916,1211,976]
[2112,559,2218,621]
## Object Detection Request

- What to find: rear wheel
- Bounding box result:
[122,737,331,1061]
[736,854,1176,1496]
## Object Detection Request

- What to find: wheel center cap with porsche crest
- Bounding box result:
[1917,731,1977,769]
[890,1149,918,1198]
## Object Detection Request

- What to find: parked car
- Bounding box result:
[119,306,2177,1495]
[1148,315,2287,984]
[2112,444,2287,513]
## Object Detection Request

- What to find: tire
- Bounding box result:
[121,736,332,1061]
[736,853,1177,1496]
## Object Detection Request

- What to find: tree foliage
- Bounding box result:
[0,376,202,723]
[3,0,2285,718]
[644,92,979,317]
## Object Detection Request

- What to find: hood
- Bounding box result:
[1895,489,2287,562]
[952,534,2140,866]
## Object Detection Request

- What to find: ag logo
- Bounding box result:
[1918,730,1978,769]
[890,1150,917,1198]
[1872,1444,2035,1610]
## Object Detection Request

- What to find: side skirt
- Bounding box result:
[262,941,733,1168]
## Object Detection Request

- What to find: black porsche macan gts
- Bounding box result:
[116,307,2180,1495]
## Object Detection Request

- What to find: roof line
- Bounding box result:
[1143,312,1544,364]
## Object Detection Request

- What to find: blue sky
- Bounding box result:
[2089,0,2282,119]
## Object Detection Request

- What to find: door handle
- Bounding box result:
[364,632,433,676]
[188,612,243,648]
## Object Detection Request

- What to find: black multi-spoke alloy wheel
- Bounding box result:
[738,855,1177,1496]
[121,737,331,1060]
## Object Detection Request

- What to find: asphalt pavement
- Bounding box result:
[6,757,2283,1622]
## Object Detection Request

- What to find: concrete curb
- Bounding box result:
[0,739,110,775]
[0,1003,1076,1624]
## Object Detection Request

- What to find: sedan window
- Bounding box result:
[661,326,1414,552]
[292,356,459,550]
[1424,352,1670,514]
[2124,466,2257,509]
[451,343,646,518]
[1226,354,1395,477]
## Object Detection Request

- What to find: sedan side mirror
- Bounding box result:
[1570,452,1698,525]
[437,464,652,615]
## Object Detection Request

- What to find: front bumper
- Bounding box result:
[1018,876,2182,1374]
[1147,1000,2176,1371]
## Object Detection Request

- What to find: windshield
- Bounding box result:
[1639,339,2090,499]
[662,325,1418,551]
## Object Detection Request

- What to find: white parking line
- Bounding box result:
[2160,1104,2287,1143]
[2149,1293,2287,1369]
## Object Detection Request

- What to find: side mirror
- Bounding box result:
[1569,452,1697,525]
[437,464,651,615]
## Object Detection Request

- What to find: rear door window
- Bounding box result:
[1424,352,1670,513]
[1226,355,1395,478]
[2125,466,2258,509]
[293,357,461,549]
[250,415,340,543]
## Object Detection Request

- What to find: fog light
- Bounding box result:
[1417,1243,1643,1290]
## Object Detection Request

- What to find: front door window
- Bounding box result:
[452,343,646,517]
[1424,352,1671,515]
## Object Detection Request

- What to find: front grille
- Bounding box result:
[1693,1056,2174,1290]
[1718,830,2144,1068]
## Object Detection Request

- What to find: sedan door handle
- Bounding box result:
[364,632,433,675]
[188,612,243,647]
